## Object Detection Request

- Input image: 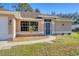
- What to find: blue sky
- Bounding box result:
[0,3,79,14]
[31,3,79,14]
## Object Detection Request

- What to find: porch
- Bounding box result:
[14,36,48,41]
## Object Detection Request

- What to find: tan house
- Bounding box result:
[0,7,72,41]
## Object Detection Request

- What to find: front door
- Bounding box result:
[45,22,51,35]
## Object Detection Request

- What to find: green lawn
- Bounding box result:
[0,33,79,56]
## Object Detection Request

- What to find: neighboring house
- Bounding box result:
[72,24,79,30]
[72,24,79,32]
[0,7,72,41]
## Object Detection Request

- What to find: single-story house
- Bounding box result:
[0,7,72,41]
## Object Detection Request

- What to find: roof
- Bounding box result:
[0,10,73,21]
[0,7,10,11]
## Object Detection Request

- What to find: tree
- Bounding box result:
[13,3,33,12]
[35,8,40,13]
[29,26,33,32]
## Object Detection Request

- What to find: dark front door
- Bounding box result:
[45,23,51,35]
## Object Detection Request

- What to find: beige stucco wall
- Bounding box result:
[13,17,72,36]
[55,21,72,34]
[13,18,72,36]
[8,16,16,40]
[51,20,55,34]
[16,19,20,32]
[16,19,44,36]
[39,20,44,33]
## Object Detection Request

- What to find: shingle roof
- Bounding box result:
[0,9,72,21]
[0,7,10,11]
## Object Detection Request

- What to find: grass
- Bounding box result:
[14,36,48,41]
[56,33,79,45]
[0,33,79,56]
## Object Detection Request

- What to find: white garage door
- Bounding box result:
[0,16,8,40]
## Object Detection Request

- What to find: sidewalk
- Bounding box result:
[0,36,56,50]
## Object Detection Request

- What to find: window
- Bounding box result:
[30,22,38,31]
[21,21,29,31]
[21,21,38,31]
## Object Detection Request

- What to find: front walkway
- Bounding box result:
[0,36,56,50]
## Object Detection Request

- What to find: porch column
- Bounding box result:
[12,19,16,40]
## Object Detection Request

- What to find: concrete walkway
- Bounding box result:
[0,36,56,50]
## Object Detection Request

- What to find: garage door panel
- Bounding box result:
[0,16,8,40]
